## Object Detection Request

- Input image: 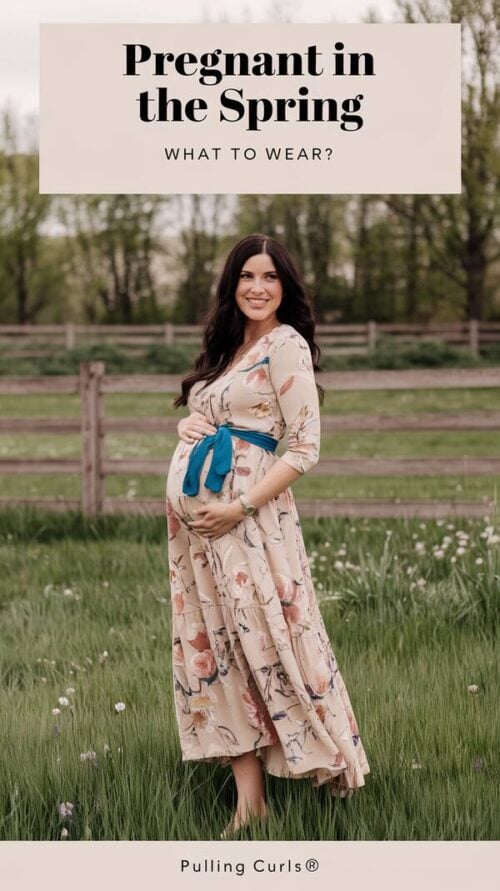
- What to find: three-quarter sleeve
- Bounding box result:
[269,331,321,474]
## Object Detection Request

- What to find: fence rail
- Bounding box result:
[0,363,498,519]
[1,320,500,356]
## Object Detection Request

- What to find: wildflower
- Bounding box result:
[467,684,479,694]
[103,580,109,588]
[334,560,344,570]
[40,677,47,684]
[434,549,445,559]
[98,650,109,665]
[52,708,61,716]
[58,696,69,707]
[103,743,111,756]
[456,547,466,556]
[475,557,484,565]
[416,578,426,590]
[450,556,457,563]
[80,750,98,764]
[411,760,422,769]
[58,802,74,820]
[114,701,126,713]
[65,687,75,695]
[63,588,74,597]
[61,828,69,839]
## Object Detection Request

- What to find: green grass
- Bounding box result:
[2,387,500,417]
[0,389,499,503]
[0,509,498,841]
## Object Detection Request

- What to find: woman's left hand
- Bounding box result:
[189,501,243,540]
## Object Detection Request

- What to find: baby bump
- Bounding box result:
[166,436,276,521]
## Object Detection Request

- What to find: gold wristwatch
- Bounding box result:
[238,494,257,517]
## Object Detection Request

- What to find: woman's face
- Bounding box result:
[234,252,283,326]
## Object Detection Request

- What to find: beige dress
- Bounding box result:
[166,322,370,797]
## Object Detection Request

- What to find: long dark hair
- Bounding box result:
[173,233,324,408]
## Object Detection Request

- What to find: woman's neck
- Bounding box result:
[242,317,280,344]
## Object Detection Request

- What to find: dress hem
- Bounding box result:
[180,748,371,797]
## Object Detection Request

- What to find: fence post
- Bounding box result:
[367,319,377,351]
[469,319,479,355]
[80,361,105,517]
[65,322,75,350]
[164,323,174,345]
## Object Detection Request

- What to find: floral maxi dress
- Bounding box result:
[166,323,370,797]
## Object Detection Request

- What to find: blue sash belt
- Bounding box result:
[182,423,279,496]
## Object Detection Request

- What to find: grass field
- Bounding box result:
[1,388,499,502]
[0,509,498,841]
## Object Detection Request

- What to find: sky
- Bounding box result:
[1,0,397,116]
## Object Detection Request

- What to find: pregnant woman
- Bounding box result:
[166,233,370,839]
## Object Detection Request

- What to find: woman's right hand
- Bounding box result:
[177,411,217,443]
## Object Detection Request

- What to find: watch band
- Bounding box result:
[238,494,257,517]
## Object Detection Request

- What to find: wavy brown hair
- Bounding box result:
[173,232,324,408]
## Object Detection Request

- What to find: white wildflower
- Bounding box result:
[58,696,69,707]
[114,701,126,713]
[52,708,61,716]
[467,684,479,694]
[58,801,74,820]
[80,750,98,763]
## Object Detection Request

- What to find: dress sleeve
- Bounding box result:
[269,331,321,474]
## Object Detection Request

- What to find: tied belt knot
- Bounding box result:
[182,423,278,497]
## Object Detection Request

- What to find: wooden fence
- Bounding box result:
[0,362,499,519]
[1,320,500,356]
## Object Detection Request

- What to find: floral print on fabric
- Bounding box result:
[166,323,370,797]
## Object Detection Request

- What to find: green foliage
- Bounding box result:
[319,337,485,370]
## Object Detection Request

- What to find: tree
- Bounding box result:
[0,108,57,323]
[172,195,228,323]
[59,195,168,323]
[393,0,500,320]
